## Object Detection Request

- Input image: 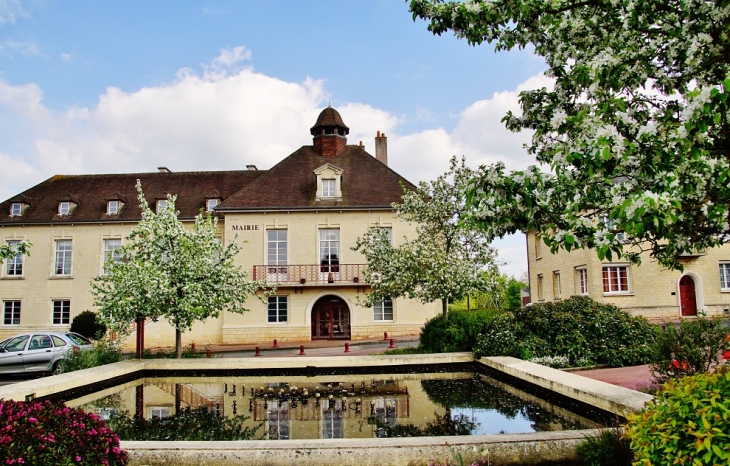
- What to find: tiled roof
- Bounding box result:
[0,170,264,224]
[219,145,414,210]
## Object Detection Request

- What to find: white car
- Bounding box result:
[0,332,93,375]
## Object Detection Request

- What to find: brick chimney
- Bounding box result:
[311,107,349,156]
[375,131,388,166]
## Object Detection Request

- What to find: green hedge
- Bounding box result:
[472,296,657,367]
[626,367,730,465]
[419,309,501,353]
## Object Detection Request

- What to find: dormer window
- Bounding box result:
[9,203,22,216]
[322,179,336,198]
[107,200,120,215]
[206,198,219,212]
[58,202,71,216]
[314,163,343,201]
[156,200,168,212]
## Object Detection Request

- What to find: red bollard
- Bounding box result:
[206,348,211,358]
[388,339,396,349]
[344,343,351,353]
[254,346,261,357]
[273,339,279,348]
[382,332,388,341]
[299,345,306,356]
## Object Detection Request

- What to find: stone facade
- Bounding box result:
[527,231,730,320]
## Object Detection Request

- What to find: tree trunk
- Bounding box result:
[135,318,145,359]
[442,298,448,318]
[175,327,182,359]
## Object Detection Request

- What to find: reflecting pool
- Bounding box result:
[64,369,605,441]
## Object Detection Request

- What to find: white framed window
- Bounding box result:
[319,229,340,273]
[9,203,22,216]
[267,399,291,440]
[206,198,218,212]
[374,299,394,321]
[266,230,287,280]
[58,202,71,216]
[576,267,588,295]
[54,239,72,275]
[156,199,168,212]
[602,264,630,293]
[5,240,23,276]
[52,300,70,325]
[150,406,171,420]
[599,215,625,241]
[107,200,120,215]
[322,179,336,197]
[537,274,544,300]
[3,300,20,325]
[268,296,288,323]
[553,271,561,299]
[103,238,122,274]
[720,262,730,291]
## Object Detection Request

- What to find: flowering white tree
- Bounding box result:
[0,241,31,263]
[92,181,266,358]
[354,157,498,317]
[410,0,730,270]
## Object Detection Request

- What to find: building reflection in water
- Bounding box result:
[67,372,603,441]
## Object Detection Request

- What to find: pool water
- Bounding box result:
[65,370,604,441]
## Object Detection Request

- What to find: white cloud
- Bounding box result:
[60,52,73,63]
[0,0,28,25]
[0,48,548,276]
[0,39,40,57]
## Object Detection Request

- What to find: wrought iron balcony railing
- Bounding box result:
[252,264,366,285]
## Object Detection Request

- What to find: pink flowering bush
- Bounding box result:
[0,399,127,466]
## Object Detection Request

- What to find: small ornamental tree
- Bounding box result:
[410,1,730,270]
[92,181,268,358]
[354,157,498,317]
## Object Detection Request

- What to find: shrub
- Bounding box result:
[59,338,123,373]
[625,367,730,465]
[0,399,127,465]
[528,355,571,368]
[650,313,730,383]
[70,310,107,340]
[108,406,261,441]
[142,344,207,359]
[473,296,656,367]
[420,309,501,353]
[575,429,633,466]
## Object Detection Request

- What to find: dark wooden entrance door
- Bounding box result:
[311,297,351,340]
[679,275,697,316]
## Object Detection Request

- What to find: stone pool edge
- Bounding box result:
[0,354,653,466]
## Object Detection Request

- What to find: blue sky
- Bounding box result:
[0,0,548,278]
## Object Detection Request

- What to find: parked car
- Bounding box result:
[0,332,93,375]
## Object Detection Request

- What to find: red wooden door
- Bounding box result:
[679,275,697,316]
[311,297,351,340]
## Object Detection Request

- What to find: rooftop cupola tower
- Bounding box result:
[311,106,349,156]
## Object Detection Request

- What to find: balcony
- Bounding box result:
[252,264,367,286]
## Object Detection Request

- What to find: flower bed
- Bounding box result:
[0,399,127,465]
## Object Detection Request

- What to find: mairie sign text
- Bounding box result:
[231,225,259,231]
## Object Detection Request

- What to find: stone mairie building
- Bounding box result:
[0,107,440,348]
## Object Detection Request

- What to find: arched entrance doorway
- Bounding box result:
[679,275,697,316]
[311,296,351,340]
